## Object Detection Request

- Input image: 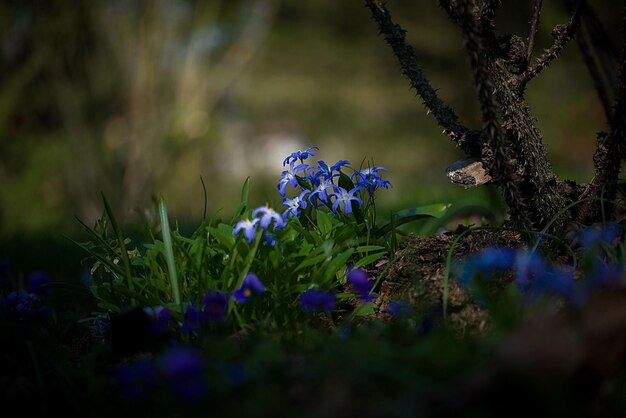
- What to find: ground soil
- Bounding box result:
[374,228,526,333]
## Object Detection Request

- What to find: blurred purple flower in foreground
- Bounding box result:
[299,289,337,313]
[233,273,266,303]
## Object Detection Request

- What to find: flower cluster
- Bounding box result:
[275,146,391,218]
[0,290,50,327]
[181,273,265,334]
[228,146,393,320]
[458,239,626,305]
[114,346,208,402]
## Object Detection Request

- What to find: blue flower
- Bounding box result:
[233,273,266,303]
[315,160,350,181]
[282,190,310,218]
[351,167,392,193]
[576,222,622,248]
[384,301,415,318]
[528,267,580,303]
[457,246,516,287]
[252,206,285,230]
[90,314,110,337]
[299,289,337,313]
[160,347,207,401]
[233,218,259,243]
[1,290,46,325]
[513,250,547,290]
[282,146,319,166]
[278,160,309,196]
[585,261,625,290]
[347,267,376,302]
[330,186,363,215]
[202,291,229,321]
[309,177,333,205]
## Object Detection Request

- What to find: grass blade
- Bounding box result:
[159,196,181,306]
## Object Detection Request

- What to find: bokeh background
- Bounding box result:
[0,1,621,275]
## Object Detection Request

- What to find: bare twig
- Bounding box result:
[576,21,614,119]
[437,0,462,26]
[575,0,619,119]
[526,0,544,64]
[365,0,479,154]
[578,5,626,223]
[519,6,581,89]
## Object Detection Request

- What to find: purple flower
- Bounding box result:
[277,160,308,196]
[299,289,337,313]
[330,186,363,215]
[252,206,285,230]
[282,190,310,218]
[160,347,207,401]
[233,273,266,303]
[233,218,259,243]
[347,267,376,302]
[202,291,229,321]
[282,146,319,166]
[181,304,205,334]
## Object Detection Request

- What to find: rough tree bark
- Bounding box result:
[365,0,626,233]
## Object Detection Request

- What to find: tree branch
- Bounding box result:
[437,0,462,26]
[455,0,529,226]
[365,0,479,155]
[519,6,581,89]
[526,0,544,65]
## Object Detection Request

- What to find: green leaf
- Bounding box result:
[316,210,333,237]
[355,245,386,253]
[231,177,250,223]
[353,252,387,268]
[159,196,181,306]
[350,302,377,317]
[323,248,354,282]
[295,253,331,271]
[375,203,451,236]
[209,223,235,248]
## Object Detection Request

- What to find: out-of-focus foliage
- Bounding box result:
[0,0,620,237]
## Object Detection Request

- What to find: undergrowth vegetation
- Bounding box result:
[3,146,626,417]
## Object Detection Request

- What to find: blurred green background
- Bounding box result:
[0,1,621,276]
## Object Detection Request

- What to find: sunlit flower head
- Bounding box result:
[282,146,319,166]
[233,218,259,243]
